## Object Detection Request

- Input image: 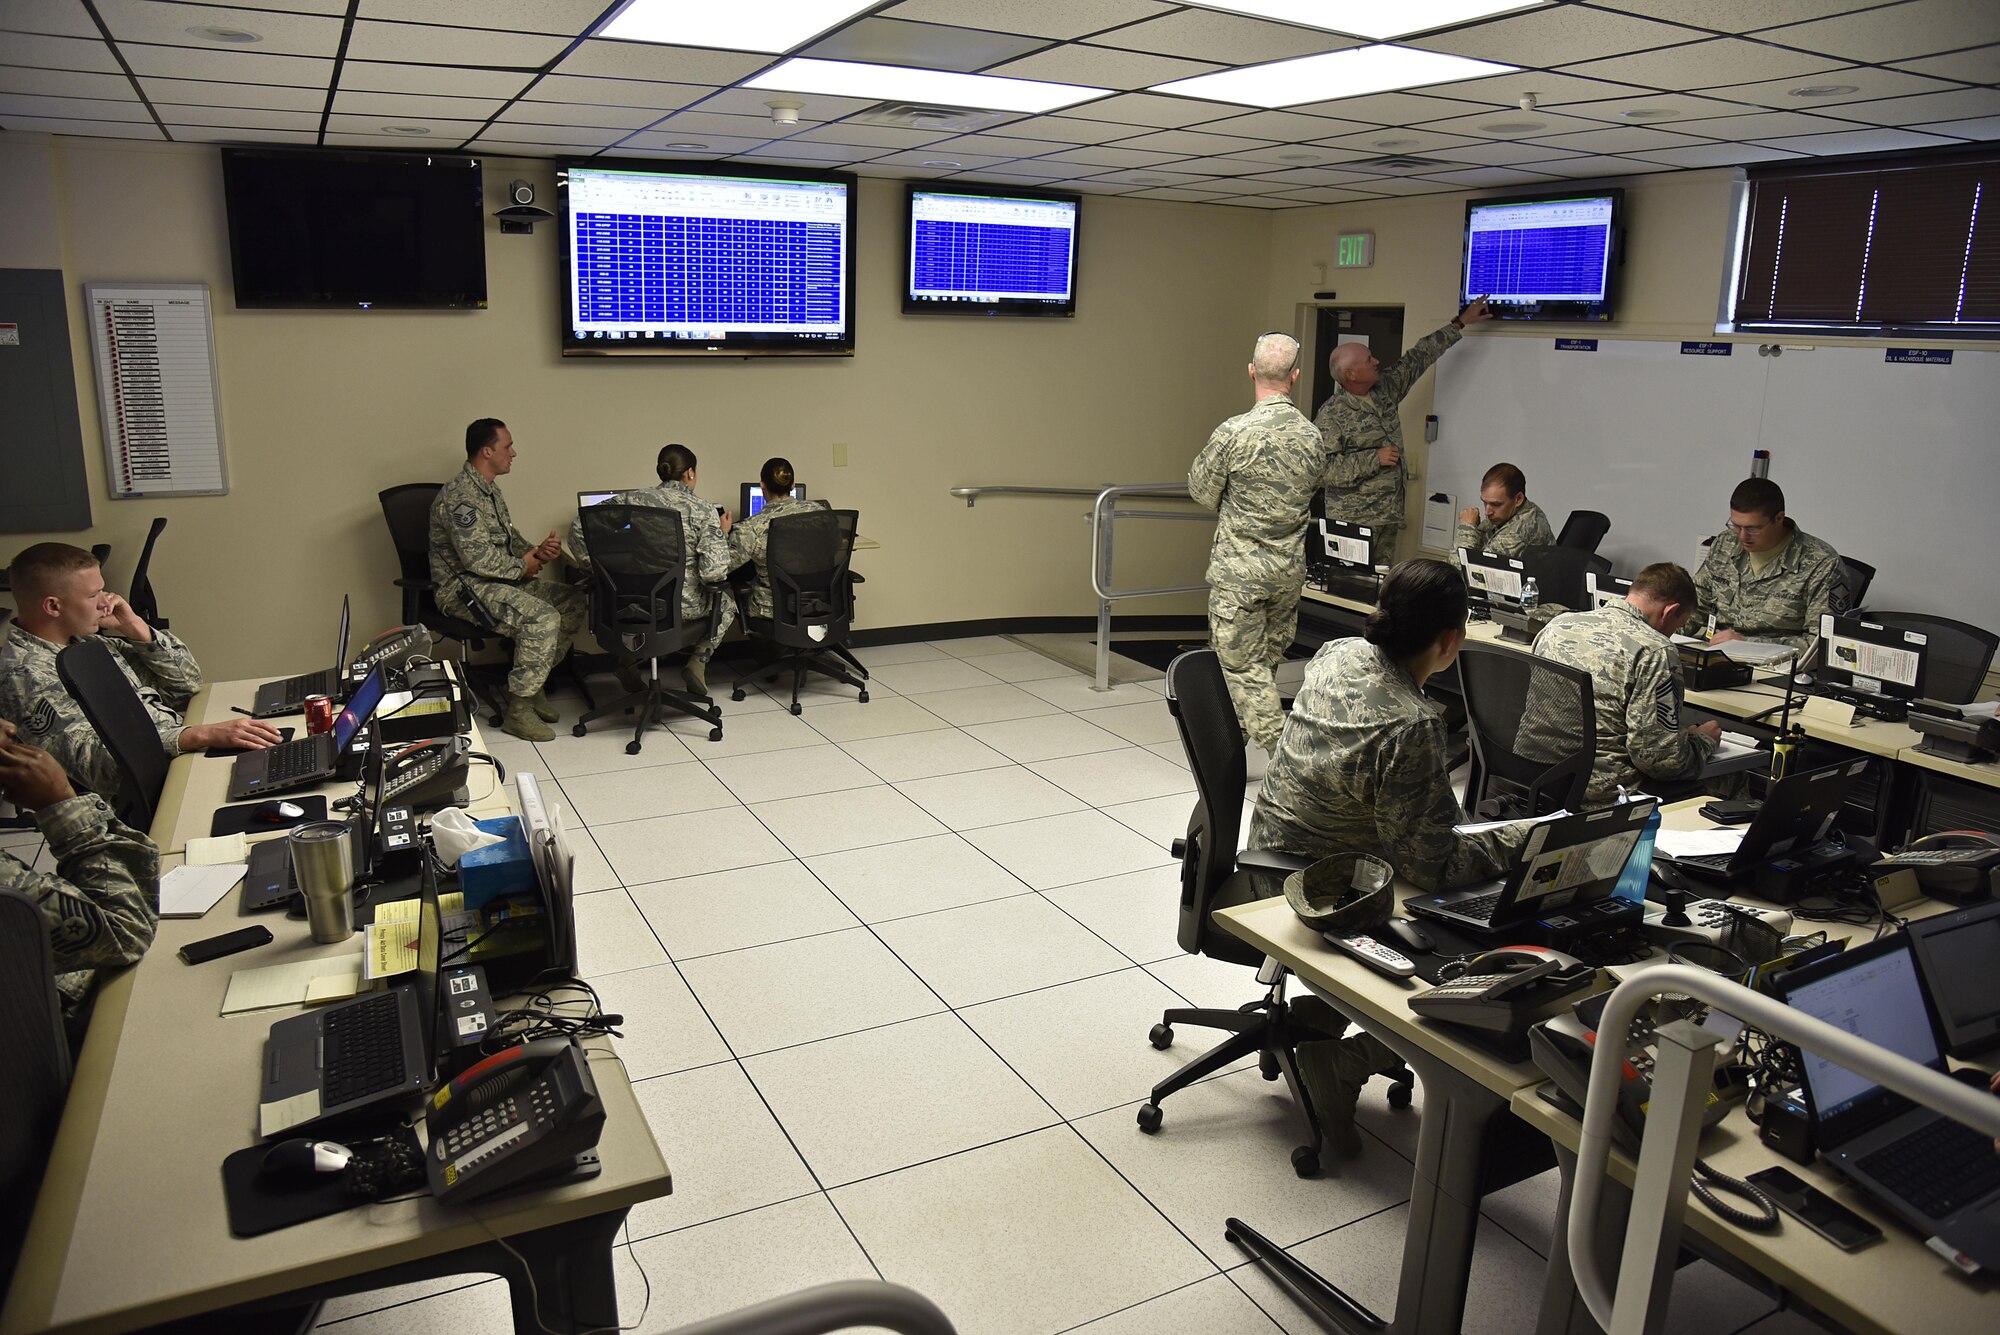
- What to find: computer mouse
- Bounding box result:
[260,1139,352,1180]
[254,799,305,824]
[1381,917,1434,955]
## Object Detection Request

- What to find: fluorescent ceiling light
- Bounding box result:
[1151,45,1516,108]
[747,58,1108,114]
[1187,1,1549,41]
[600,0,877,55]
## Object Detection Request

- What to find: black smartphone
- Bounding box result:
[1701,800,1762,825]
[178,925,274,964]
[1747,1166,1884,1251]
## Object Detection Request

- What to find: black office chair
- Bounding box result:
[1851,610,1998,705]
[572,503,723,752]
[1140,649,1412,1178]
[0,889,73,1299]
[378,483,514,728]
[1838,556,1876,610]
[1556,509,1610,554]
[730,508,870,716]
[1456,643,1596,819]
[1584,553,1613,583]
[88,542,111,569]
[53,637,171,830]
[127,516,169,630]
[1520,544,1592,611]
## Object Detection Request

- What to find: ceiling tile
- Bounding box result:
[1313,127,1483,153]
[1555,93,1770,125]
[1039,143,1185,168]
[694,87,876,119]
[1667,109,1869,139]
[168,126,320,144]
[1893,44,2000,84]
[1428,139,1588,165]
[139,76,325,110]
[94,0,342,57]
[461,140,576,156]
[496,100,665,130]
[1190,108,1370,140]
[527,75,709,106]
[950,158,1103,180]
[343,20,568,66]
[1060,91,1259,127]
[851,161,956,178]
[0,67,134,98]
[990,44,1218,91]
[1218,141,1377,166]
[1127,186,1233,200]
[1096,10,1353,64]
[1585,1,1893,31]
[647,110,788,139]
[981,114,1142,143]
[324,112,487,137]
[1758,0,2000,64]
[321,131,459,148]
[1110,127,1268,156]
[0,0,105,40]
[339,61,535,98]
[0,93,148,121]
[1912,115,2000,140]
[866,148,1020,169]
[922,132,1069,155]
[1285,91,1491,125]
[1699,66,1959,110]
[801,17,1046,72]
[1831,87,2000,126]
[1266,186,1384,203]
[1416,70,1653,109]
[357,1,609,36]
[182,0,348,12]
[120,44,332,86]
[1755,126,1966,155]
[1216,176,1314,194]
[556,40,771,85]
[618,130,773,153]
[1528,125,1714,153]
[1412,109,1615,138]
[1238,164,1386,186]
[1628,141,1811,167]
[1179,156,1365,178]
[0,31,121,73]
[1344,175,1463,195]
[790,121,951,148]
[1079,167,1205,186]
[334,90,507,120]
[732,138,876,162]
[1561,38,1842,89]
[474,122,637,147]
[1416,165,1562,187]
[1412,6,1698,66]
[1520,153,1676,177]
[879,0,1173,42]
[0,115,161,138]
[1212,196,1308,208]
[151,103,322,130]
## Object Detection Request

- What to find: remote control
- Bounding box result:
[1322,931,1416,979]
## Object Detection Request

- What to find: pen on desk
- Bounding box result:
[231,705,254,717]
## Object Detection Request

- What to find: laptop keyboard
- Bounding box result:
[1673,852,1736,874]
[1857,1117,2000,1219]
[1450,890,1503,923]
[271,667,335,703]
[262,738,323,786]
[321,993,410,1108]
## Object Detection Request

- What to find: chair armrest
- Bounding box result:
[393,577,436,591]
[848,571,866,584]
[1236,848,1314,876]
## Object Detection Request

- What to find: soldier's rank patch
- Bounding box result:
[453,502,477,528]
[1654,681,1678,729]
[27,698,59,740]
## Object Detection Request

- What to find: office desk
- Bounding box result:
[1898,744,2000,789]
[2,679,671,1335]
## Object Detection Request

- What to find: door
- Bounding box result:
[1310,305,1404,420]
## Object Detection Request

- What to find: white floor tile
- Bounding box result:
[831,1127,1215,1335]
[557,763,737,826]
[964,809,1175,891]
[961,712,1131,763]
[316,1275,511,1332]
[894,767,1086,831]
[1075,699,1180,745]
[1478,1166,1561,1258]
[703,742,880,804]
[664,707,828,758]
[591,806,791,885]
[624,1062,819,1241]
[805,833,1031,923]
[957,649,1076,683]
[874,894,1131,1008]
[1043,865,1186,966]
[589,962,732,1080]
[837,728,1012,783]
[317,1273,493,1324]
[1076,1068,1414,1265]
[1016,675,1165,712]
[750,784,946,857]
[535,726,695,778]
[749,666,883,707]
[959,969,1209,1120]
[626,1196,880,1332]
[798,695,950,743]
[566,826,621,894]
[572,887,670,976]
[630,860,859,960]
[1099,793,1198,853]
[678,927,944,1055]
[852,641,951,666]
[477,736,543,783]
[929,635,1021,659]
[1144,739,1192,771]
[1067,1274,1284,1335]
[865,657,1005,695]
[1030,747,1194,808]
[744,1012,1057,1187]
[904,683,1064,726]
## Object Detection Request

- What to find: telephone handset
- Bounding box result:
[351,625,434,682]
[425,1037,605,1205]
[1409,945,1597,1036]
[380,735,472,810]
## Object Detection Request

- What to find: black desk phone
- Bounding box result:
[381,735,472,810]
[1873,833,2000,902]
[1408,946,1597,1038]
[353,625,432,681]
[425,1037,605,1205]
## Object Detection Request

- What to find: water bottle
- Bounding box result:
[1521,576,1539,611]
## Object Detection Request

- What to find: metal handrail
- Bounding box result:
[950,485,1105,507]
[1567,965,2000,1335]
[661,1281,956,1335]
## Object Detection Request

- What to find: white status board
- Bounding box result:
[1428,336,2000,631]
[84,282,228,498]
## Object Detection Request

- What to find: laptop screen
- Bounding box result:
[416,855,444,1074]
[1784,937,1944,1123]
[335,595,351,672]
[333,665,387,752]
[577,490,618,509]
[1510,801,1654,910]
[1910,904,2000,1043]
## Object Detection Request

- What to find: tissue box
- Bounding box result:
[458,817,534,910]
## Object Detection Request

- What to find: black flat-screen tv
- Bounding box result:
[1460,187,1623,322]
[558,160,856,357]
[220,148,487,309]
[903,182,1080,317]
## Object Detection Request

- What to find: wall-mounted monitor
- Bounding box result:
[1460,188,1622,323]
[903,183,1079,317]
[220,148,487,309]
[558,160,856,357]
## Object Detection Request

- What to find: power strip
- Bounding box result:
[1642,899,1793,948]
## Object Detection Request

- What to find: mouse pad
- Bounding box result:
[222,1124,424,1237]
[209,795,327,839]
[204,727,294,758]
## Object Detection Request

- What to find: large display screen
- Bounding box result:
[1460,189,1622,322]
[559,161,855,357]
[904,184,1079,316]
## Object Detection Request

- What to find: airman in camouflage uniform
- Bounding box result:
[729,491,831,622]
[1316,299,1490,560]
[1693,477,1848,654]
[1189,333,1321,752]
[1,718,159,1014]
[430,420,584,741]
[568,443,736,697]
[1532,564,1721,805]
[1454,463,1555,558]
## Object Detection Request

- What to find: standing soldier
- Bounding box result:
[1317,297,1491,560]
[1694,476,1848,653]
[430,418,584,742]
[1189,332,1320,755]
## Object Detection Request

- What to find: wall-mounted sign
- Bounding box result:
[1335,232,1374,268]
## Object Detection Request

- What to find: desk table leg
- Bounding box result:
[497,1210,628,1335]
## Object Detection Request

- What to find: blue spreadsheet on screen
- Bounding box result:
[909,192,1076,304]
[1464,198,1613,303]
[572,215,842,325]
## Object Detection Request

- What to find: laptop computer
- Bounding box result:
[1775,933,2000,1269]
[228,664,387,801]
[251,596,352,718]
[1905,898,2000,1059]
[515,772,579,984]
[1655,758,1867,880]
[1407,799,1658,935]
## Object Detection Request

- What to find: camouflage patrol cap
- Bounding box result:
[1283,851,1395,931]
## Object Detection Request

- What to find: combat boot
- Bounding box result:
[615,662,646,694]
[681,657,709,698]
[503,694,555,743]
[528,688,559,722]
[1295,1038,1366,1158]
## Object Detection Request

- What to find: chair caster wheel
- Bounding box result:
[571,724,587,738]
[857,690,870,703]
[488,712,504,728]
[731,688,746,701]
[1291,1146,1319,1178]
[790,703,802,716]
[1148,1024,1173,1050]
[1259,1050,1281,1081]
[625,741,641,755]
[708,727,723,741]
[1136,1103,1163,1134]
[1389,1082,1414,1109]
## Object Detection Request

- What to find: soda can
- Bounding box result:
[304,695,336,735]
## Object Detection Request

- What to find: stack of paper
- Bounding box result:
[221,955,364,1015]
[159,863,246,918]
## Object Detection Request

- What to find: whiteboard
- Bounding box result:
[1429,336,2000,630]
[84,282,228,498]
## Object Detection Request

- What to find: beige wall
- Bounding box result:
[3,135,1270,679]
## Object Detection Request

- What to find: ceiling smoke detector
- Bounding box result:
[188,25,262,43]
[1479,120,1546,134]
[1620,108,1677,120]
[382,125,432,136]
[766,99,802,126]
[1788,84,1860,98]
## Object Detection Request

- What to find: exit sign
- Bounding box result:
[1336,232,1374,268]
